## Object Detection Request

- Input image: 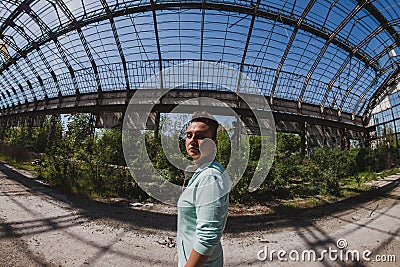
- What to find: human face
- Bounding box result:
[185,121,216,162]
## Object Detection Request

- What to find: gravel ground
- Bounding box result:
[0,218,50,267]
[0,162,399,266]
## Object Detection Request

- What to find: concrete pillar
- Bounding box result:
[300,122,308,157]
[340,128,349,150]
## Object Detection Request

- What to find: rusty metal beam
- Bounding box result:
[1,71,24,104]
[200,0,205,62]
[100,0,130,93]
[53,0,102,93]
[359,0,400,46]
[150,0,163,89]
[0,34,46,99]
[356,0,400,113]
[0,0,35,34]
[0,0,395,118]
[298,0,367,109]
[0,1,382,108]
[0,76,13,107]
[8,22,59,92]
[239,0,260,74]
[270,0,316,104]
[337,66,368,111]
[321,25,385,113]
[0,89,365,132]
[25,5,79,94]
[0,2,379,80]
[368,42,398,68]
[363,66,400,119]
[237,0,261,93]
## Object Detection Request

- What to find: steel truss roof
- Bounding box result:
[0,0,399,125]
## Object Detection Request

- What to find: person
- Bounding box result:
[177,112,231,267]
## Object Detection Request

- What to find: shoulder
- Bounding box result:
[196,162,224,179]
[195,162,231,190]
[201,162,225,173]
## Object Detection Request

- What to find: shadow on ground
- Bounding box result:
[1,162,399,235]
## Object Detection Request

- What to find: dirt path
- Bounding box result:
[0,163,399,266]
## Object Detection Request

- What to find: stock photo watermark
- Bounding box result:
[257,238,396,263]
[122,61,276,206]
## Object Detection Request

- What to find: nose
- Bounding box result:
[188,136,197,143]
[187,135,199,146]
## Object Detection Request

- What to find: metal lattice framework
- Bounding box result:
[0,0,399,134]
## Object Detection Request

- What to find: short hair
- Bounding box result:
[190,111,219,140]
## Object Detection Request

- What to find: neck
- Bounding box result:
[194,155,215,167]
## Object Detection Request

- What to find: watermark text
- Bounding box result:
[257,238,396,263]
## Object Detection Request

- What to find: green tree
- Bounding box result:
[95,128,125,166]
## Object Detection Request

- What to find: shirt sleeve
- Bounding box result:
[192,172,229,256]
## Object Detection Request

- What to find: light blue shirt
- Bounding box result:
[177,161,231,267]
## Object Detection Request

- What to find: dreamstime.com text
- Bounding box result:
[257,239,396,263]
